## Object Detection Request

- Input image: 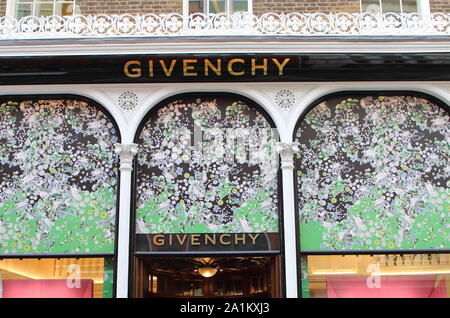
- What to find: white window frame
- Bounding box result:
[183,0,253,17]
[359,0,431,17]
[6,0,77,18]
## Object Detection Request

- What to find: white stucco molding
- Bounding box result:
[113,142,138,298]
[114,143,138,170]
[275,142,300,170]
[0,39,449,56]
[0,82,448,145]
[0,12,448,39]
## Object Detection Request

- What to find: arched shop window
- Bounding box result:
[294,93,450,298]
[135,94,279,236]
[0,97,120,298]
[132,94,281,298]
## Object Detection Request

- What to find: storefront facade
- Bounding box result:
[0,4,449,298]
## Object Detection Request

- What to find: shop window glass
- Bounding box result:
[193,280,203,296]
[149,275,158,293]
[175,280,183,296]
[188,0,250,15]
[221,279,242,296]
[213,280,224,296]
[172,279,204,296]
[234,279,243,295]
[157,276,166,294]
[295,94,449,252]
[361,0,418,14]
[0,98,120,255]
[0,257,113,298]
[136,94,278,235]
[301,254,450,298]
[14,0,77,19]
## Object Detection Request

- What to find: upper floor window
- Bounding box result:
[360,0,426,14]
[186,0,251,15]
[10,0,77,19]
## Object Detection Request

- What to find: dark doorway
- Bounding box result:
[133,256,282,298]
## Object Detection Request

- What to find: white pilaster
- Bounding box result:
[276,141,300,298]
[114,143,138,298]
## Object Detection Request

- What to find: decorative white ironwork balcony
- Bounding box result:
[0,12,449,39]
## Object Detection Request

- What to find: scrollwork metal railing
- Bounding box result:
[0,12,449,39]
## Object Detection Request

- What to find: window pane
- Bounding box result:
[174,280,183,296]
[193,281,203,296]
[361,0,381,13]
[235,280,243,295]
[15,4,33,19]
[157,277,166,294]
[250,277,258,293]
[213,280,224,296]
[55,1,75,16]
[225,280,234,295]
[209,0,225,14]
[231,0,248,13]
[301,254,450,298]
[402,0,418,13]
[189,0,204,14]
[183,281,193,296]
[0,257,113,298]
[35,2,54,16]
[382,0,401,12]
[151,276,158,293]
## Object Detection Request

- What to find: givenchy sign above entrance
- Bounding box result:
[124,57,291,78]
[135,233,280,253]
[152,233,262,246]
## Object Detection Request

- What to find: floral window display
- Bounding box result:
[0,98,120,255]
[295,94,449,251]
[135,94,279,234]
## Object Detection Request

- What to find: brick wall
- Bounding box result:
[77,0,183,15]
[430,0,450,13]
[0,0,6,16]
[252,0,361,15]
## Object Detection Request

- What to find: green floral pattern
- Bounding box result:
[296,95,449,251]
[136,96,279,234]
[0,99,119,254]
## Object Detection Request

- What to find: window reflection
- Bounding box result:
[301,254,450,298]
[0,257,113,298]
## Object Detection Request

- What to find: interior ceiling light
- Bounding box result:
[197,267,218,278]
[195,257,219,278]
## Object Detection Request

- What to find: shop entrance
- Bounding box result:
[132,256,282,298]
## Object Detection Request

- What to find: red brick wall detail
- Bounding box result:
[430,0,450,13]
[77,0,183,15]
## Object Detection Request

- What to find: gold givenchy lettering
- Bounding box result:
[124,58,291,78]
[152,233,261,247]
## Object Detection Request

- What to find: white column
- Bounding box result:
[276,142,300,298]
[418,0,431,20]
[114,143,138,298]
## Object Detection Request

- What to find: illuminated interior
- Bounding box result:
[302,254,450,298]
[0,257,112,298]
[134,256,282,298]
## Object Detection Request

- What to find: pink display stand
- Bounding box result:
[327,275,447,298]
[2,279,94,298]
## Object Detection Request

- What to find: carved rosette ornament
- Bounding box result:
[114,143,138,170]
[275,142,300,170]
